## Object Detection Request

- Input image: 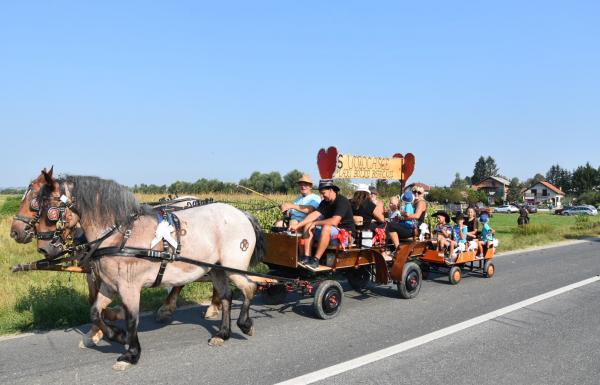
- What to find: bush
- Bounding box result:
[513,223,554,236]
[0,196,22,216]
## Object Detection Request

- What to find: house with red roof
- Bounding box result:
[472,176,510,204]
[522,181,565,208]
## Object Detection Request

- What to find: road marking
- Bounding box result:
[276,275,600,385]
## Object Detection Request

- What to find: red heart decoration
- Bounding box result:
[393,152,415,182]
[317,146,338,179]
[403,153,415,181]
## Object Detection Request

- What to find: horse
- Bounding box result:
[34,173,265,370]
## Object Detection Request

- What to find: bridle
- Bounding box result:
[16,182,77,245]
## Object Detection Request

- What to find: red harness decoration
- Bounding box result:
[373,227,386,246]
[333,229,350,250]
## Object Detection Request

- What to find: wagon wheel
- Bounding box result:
[347,266,371,293]
[313,280,344,320]
[263,284,287,305]
[397,261,422,299]
[483,261,495,278]
[449,266,462,285]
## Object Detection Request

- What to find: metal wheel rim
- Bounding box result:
[405,270,420,292]
[322,288,341,315]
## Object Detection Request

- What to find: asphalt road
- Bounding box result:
[1,240,599,385]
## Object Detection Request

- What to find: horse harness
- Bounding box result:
[14,182,75,243]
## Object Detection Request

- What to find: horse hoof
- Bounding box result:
[79,334,98,349]
[204,306,220,319]
[112,361,133,371]
[245,326,255,337]
[156,306,175,323]
[208,337,225,347]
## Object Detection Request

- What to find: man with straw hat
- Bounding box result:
[277,174,321,230]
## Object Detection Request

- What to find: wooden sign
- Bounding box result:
[334,153,404,180]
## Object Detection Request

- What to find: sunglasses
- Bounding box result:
[412,190,422,195]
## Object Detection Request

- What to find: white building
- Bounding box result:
[523,181,565,208]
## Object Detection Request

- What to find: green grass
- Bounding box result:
[1,194,599,336]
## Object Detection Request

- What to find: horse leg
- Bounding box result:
[204,285,222,319]
[84,273,104,346]
[208,269,232,347]
[228,273,257,336]
[112,288,142,371]
[89,284,127,346]
[156,285,184,323]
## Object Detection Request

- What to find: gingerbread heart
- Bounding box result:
[393,152,415,182]
[317,146,338,179]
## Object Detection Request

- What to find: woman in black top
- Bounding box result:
[465,206,479,241]
[351,187,385,231]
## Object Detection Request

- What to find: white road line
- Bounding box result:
[276,275,600,385]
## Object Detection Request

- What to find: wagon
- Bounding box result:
[418,246,496,285]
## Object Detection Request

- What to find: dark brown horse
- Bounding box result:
[33,172,265,370]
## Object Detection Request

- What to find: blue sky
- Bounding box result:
[1,1,598,188]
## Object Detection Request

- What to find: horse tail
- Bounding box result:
[244,212,266,267]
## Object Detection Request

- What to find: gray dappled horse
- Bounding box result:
[34,173,265,370]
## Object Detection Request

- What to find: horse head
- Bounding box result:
[34,172,81,260]
[10,167,54,243]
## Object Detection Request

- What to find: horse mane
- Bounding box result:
[43,175,150,227]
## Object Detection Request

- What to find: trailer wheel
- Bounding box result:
[449,266,462,285]
[397,261,422,299]
[484,261,495,278]
[347,266,370,293]
[263,284,287,305]
[313,280,343,320]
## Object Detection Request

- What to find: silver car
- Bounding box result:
[562,206,598,216]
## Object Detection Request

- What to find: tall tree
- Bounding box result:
[507,177,522,203]
[471,156,487,185]
[484,156,499,178]
[572,162,599,194]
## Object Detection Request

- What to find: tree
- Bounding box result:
[572,162,599,194]
[484,156,499,178]
[545,164,571,193]
[507,177,522,203]
[282,170,304,193]
[471,156,487,185]
[450,172,468,190]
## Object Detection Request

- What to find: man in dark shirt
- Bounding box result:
[290,179,355,268]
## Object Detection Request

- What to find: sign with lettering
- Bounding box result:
[334,154,404,180]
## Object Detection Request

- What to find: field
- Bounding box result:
[1,194,599,335]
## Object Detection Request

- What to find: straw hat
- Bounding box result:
[297,174,314,186]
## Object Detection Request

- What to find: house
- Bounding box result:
[472,176,510,204]
[523,181,565,208]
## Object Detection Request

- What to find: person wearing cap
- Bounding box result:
[449,212,468,259]
[290,179,356,269]
[432,210,452,256]
[386,185,429,251]
[278,174,321,230]
[351,184,385,231]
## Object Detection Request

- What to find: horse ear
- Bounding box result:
[42,166,54,184]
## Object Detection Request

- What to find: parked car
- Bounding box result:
[562,206,598,216]
[523,204,538,214]
[494,204,519,213]
[554,206,571,215]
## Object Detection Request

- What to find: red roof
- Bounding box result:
[538,181,565,195]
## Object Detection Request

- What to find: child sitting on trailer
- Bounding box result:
[477,214,496,259]
[449,212,468,260]
[387,195,402,222]
[432,211,452,256]
[399,191,417,229]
